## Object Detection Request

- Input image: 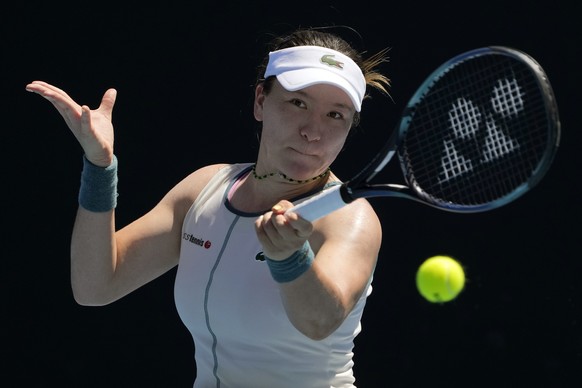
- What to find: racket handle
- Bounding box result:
[286,185,349,222]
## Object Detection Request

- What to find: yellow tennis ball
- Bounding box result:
[416,255,465,303]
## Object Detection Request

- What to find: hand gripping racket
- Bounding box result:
[288,46,561,222]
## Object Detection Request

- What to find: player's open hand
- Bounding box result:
[26,81,117,167]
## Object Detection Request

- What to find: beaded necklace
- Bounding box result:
[251,164,331,184]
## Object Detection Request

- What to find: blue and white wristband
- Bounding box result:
[266,241,315,283]
[78,154,118,212]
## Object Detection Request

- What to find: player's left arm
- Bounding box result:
[256,199,382,340]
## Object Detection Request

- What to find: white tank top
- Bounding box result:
[174,163,373,388]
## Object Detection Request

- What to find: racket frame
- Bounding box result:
[289,46,560,220]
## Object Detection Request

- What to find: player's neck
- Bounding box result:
[230,167,334,213]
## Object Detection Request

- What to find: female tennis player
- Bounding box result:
[26,27,390,387]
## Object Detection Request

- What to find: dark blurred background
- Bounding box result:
[3,1,580,387]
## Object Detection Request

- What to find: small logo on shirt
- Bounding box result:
[183,233,212,249]
[321,54,344,69]
[255,252,265,262]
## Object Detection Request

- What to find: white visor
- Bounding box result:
[264,46,366,112]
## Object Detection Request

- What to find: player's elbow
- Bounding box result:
[292,313,346,341]
[303,326,336,341]
[71,282,116,307]
[72,291,110,307]
[72,294,108,307]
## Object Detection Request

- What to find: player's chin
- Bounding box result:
[284,155,325,175]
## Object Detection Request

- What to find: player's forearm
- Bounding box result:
[69,151,122,305]
[70,207,118,306]
[279,265,350,341]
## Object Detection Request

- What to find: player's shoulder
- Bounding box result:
[176,163,233,190]
[194,162,232,174]
[163,163,227,199]
[164,163,236,216]
[310,197,381,258]
[315,197,382,239]
[176,162,257,193]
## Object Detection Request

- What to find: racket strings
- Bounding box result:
[401,53,554,207]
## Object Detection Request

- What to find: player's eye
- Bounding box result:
[290,98,306,108]
[328,111,344,120]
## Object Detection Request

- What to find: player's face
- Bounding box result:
[254,80,355,180]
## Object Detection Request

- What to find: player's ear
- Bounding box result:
[254,84,266,121]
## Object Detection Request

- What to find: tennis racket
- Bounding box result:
[288,46,561,222]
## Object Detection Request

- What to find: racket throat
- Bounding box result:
[340,184,357,203]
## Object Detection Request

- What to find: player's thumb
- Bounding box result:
[99,88,117,117]
[271,200,294,215]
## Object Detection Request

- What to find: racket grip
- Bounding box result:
[286,185,349,222]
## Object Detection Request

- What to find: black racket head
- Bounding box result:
[397,46,560,212]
